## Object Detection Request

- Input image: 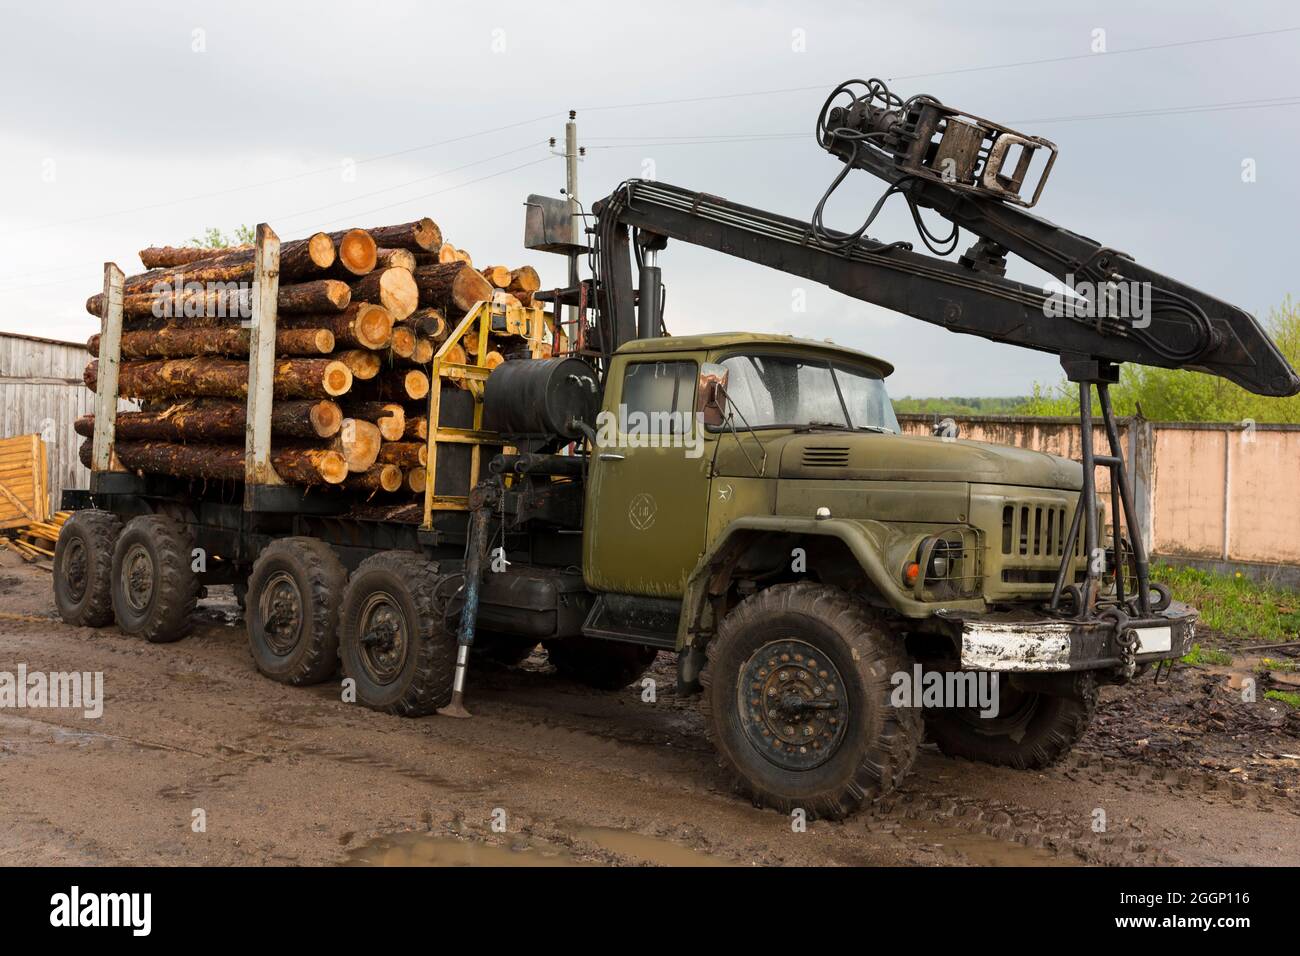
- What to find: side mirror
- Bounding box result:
[698,363,729,428]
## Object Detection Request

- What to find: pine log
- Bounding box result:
[402,416,428,441]
[350,267,417,321]
[389,326,416,359]
[358,370,428,402]
[347,402,405,441]
[413,262,493,313]
[279,303,392,350]
[376,441,427,468]
[412,337,434,365]
[363,219,442,252]
[139,244,253,269]
[455,249,472,267]
[512,290,535,308]
[444,343,468,366]
[507,266,541,295]
[325,229,379,275]
[405,466,426,493]
[344,464,403,493]
[334,349,382,380]
[407,307,447,339]
[480,265,511,288]
[375,248,417,272]
[484,350,505,370]
[85,357,352,400]
[332,419,382,472]
[437,243,460,264]
[79,439,347,485]
[120,234,334,294]
[74,399,342,442]
[87,278,350,321]
[88,327,334,359]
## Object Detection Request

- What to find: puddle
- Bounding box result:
[344,827,731,867]
[898,818,1077,867]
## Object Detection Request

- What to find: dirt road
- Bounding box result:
[1,562,1297,867]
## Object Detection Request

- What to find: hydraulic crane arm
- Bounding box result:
[589,79,1299,398]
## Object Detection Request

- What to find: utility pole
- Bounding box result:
[551,111,584,327]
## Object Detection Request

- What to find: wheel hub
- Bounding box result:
[258,571,303,656]
[123,544,154,613]
[738,639,847,771]
[357,592,407,684]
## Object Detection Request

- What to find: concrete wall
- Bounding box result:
[898,413,1300,571]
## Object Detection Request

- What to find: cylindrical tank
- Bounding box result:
[483,357,599,440]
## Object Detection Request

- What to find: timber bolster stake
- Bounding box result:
[438,480,500,719]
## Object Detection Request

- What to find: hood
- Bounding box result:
[716,430,1083,490]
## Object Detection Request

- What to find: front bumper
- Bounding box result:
[939,601,1198,673]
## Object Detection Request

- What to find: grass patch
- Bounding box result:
[1258,657,1299,674]
[1152,564,1300,644]
[1181,643,1234,667]
[1264,689,1300,709]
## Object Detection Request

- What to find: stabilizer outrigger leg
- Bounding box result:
[437,480,501,719]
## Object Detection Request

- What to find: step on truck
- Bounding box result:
[53,77,1300,819]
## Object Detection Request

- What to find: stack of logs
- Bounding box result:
[78,219,544,499]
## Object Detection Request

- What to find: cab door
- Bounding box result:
[583,354,711,597]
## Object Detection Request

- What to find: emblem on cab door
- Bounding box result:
[628,493,657,530]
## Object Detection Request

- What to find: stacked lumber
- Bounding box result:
[0,510,70,565]
[79,220,547,503]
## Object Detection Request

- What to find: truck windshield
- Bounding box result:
[718,353,900,433]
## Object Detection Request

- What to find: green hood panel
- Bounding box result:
[745,431,1086,490]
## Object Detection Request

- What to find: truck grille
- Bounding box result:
[1000,503,1080,558]
[800,446,850,467]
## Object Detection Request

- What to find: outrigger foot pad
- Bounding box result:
[437,691,472,719]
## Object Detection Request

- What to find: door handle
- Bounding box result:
[598,452,626,461]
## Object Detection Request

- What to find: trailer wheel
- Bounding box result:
[53,510,121,627]
[338,552,454,716]
[245,538,347,685]
[110,515,199,643]
[699,582,920,820]
[543,637,657,690]
[924,675,1097,769]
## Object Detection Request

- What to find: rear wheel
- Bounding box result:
[924,675,1097,769]
[338,552,455,716]
[700,582,920,820]
[544,637,657,690]
[53,510,121,627]
[245,538,347,685]
[110,515,200,643]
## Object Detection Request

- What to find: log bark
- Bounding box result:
[375,248,416,272]
[332,419,382,472]
[85,357,352,400]
[278,303,392,350]
[139,245,252,269]
[350,267,417,321]
[344,464,403,493]
[89,327,334,359]
[358,370,428,402]
[79,439,347,485]
[334,349,382,380]
[120,233,334,294]
[480,265,511,288]
[325,229,378,275]
[402,415,428,441]
[363,219,441,252]
[87,278,350,321]
[74,399,343,442]
[413,262,493,313]
[347,402,405,442]
[376,441,427,468]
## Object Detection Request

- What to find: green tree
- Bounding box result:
[189,225,256,249]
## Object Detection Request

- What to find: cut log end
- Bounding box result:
[337,229,378,275]
[310,401,344,438]
[390,326,416,359]
[307,232,336,269]
[405,466,427,493]
[322,361,354,396]
[355,303,394,350]
[317,451,350,485]
[404,370,430,401]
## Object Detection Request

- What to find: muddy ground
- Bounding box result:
[1,560,1297,867]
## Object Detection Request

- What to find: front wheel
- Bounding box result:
[924,675,1097,769]
[700,582,920,820]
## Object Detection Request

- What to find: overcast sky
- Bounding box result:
[2,0,1296,397]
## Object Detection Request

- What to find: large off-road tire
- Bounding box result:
[110,514,200,643]
[924,675,1097,769]
[53,510,121,627]
[245,538,347,685]
[544,637,657,690]
[700,582,921,820]
[338,552,454,716]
